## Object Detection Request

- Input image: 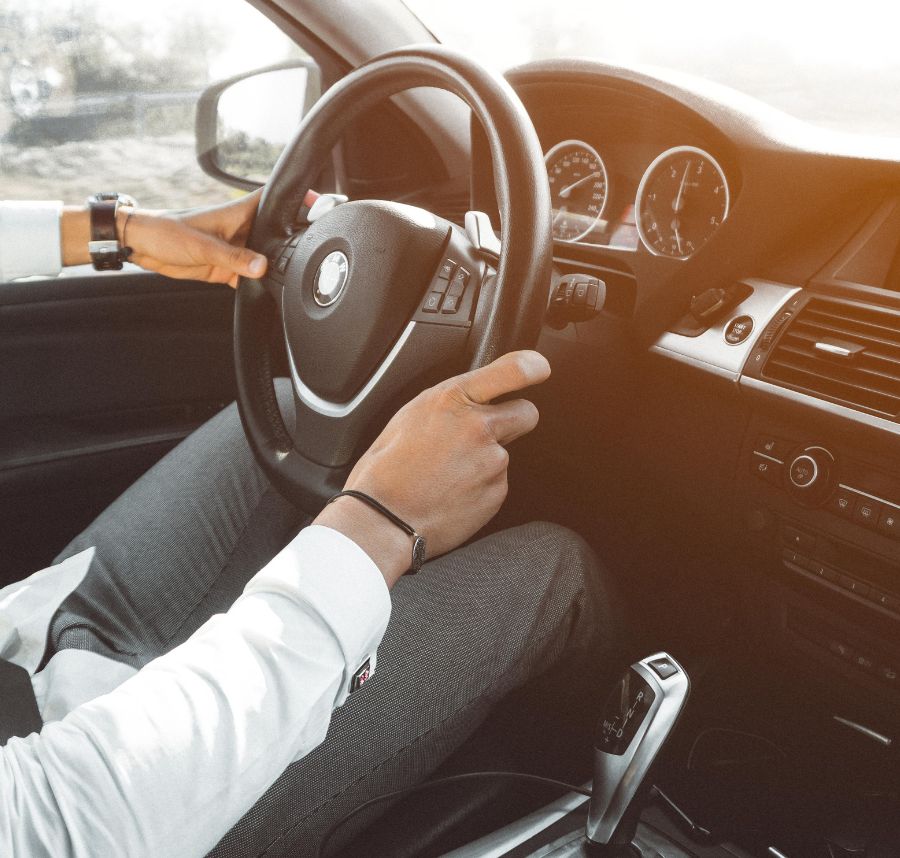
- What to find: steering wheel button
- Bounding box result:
[573,282,589,305]
[449,269,469,291]
[431,277,449,294]
[447,278,466,299]
[422,292,443,313]
[437,259,456,280]
[441,294,461,314]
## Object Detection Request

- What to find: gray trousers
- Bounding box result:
[48,384,617,857]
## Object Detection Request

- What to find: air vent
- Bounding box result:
[763,297,900,421]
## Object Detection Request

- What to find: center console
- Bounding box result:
[655,266,900,731]
[739,413,900,708]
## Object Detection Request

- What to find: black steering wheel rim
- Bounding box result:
[234,44,552,510]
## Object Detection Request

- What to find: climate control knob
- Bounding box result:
[786,446,835,506]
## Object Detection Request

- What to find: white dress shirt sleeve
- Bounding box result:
[0,201,63,282]
[0,524,392,858]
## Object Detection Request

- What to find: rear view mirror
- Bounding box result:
[196,60,320,190]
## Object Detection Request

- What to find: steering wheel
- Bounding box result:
[235,45,552,510]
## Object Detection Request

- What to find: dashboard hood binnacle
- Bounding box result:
[505,58,900,165]
[482,58,900,349]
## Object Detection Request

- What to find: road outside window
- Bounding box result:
[0,0,311,208]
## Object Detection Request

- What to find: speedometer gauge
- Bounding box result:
[545,140,609,242]
[635,146,729,259]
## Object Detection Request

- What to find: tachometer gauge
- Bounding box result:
[545,140,609,242]
[635,146,729,259]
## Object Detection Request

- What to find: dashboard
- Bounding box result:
[468,59,900,734]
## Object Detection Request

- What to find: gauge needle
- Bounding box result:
[552,206,568,225]
[672,161,691,213]
[558,172,602,199]
[673,220,684,256]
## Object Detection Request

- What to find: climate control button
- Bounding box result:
[789,455,818,488]
[786,446,835,506]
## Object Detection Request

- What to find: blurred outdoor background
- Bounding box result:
[406,0,900,140]
[0,0,305,208]
[2,0,898,214]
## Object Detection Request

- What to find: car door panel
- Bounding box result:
[0,271,236,584]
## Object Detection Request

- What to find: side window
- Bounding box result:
[0,0,317,208]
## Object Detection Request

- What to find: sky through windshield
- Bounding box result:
[404,0,900,139]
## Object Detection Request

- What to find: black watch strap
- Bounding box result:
[88,193,136,271]
[326,489,427,575]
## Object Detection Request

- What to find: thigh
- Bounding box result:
[210,521,620,858]
[47,379,306,667]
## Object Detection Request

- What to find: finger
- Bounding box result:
[129,256,209,281]
[453,350,550,405]
[481,398,540,445]
[189,228,268,280]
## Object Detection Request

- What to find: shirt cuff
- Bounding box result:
[245,524,391,706]
[0,201,63,282]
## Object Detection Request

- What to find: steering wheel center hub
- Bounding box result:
[282,200,448,403]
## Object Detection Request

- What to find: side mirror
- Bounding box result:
[196,60,320,190]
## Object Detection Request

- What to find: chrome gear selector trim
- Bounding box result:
[586,652,690,849]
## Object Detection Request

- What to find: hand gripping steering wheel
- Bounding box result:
[235,45,551,509]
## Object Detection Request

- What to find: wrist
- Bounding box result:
[314,496,411,588]
[115,205,137,248]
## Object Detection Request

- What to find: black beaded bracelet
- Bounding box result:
[327,489,426,575]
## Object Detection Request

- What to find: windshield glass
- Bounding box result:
[404,0,900,139]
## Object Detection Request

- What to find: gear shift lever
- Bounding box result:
[586,652,690,852]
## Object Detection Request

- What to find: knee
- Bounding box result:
[502,521,620,648]
[506,521,598,586]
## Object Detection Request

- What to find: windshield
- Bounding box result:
[404,0,900,139]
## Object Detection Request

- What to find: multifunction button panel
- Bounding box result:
[422,258,470,316]
[413,256,481,327]
[750,435,900,542]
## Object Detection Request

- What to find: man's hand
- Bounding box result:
[314,351,551,588]
[60,190,268,288]
[125,190,267,288]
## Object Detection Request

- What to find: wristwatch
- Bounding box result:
[87,192,137,270]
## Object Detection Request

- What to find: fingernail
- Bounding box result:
[521,351,550,376]
[248,256,266,277]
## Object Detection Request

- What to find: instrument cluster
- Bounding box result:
[545,137,730,260]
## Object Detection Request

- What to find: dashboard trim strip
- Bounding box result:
[837,483,900,513]
[652,279,800,381]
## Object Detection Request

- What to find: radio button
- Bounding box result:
[839,576,870,598]
[782,524,815,554]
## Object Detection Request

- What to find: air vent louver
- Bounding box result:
[763,297,900,421]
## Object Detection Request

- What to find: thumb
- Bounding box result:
[197,231,268,280]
